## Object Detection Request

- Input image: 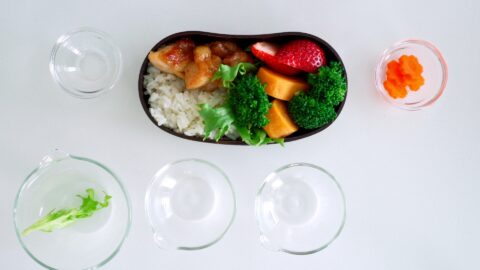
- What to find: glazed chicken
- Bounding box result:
[210,41,253,66]
[148,39,195,78]
[184,46,222,90]
[149,40,253,90]
[222,51,253,66]
[209,41,241,58]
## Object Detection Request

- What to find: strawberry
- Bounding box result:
[251,42,301,75]
[276,39,326,73]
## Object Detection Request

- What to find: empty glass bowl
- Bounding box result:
[375,39,448,110]
[13,150,131,269]
[50,27,122,98]
[255,163,346,255]
[145,159,236,250]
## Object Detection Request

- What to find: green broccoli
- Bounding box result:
[199,63,282,146]
[307,61,347,107]
[288,61,346,129]
[288,92,337,129]
[228,74,270,129]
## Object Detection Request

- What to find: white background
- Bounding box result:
[1,0,479,269]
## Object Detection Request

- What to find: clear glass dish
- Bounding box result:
[13,150,131,270]
[255,163,346,255]
[375,39,448,110]
[145,159,236,250]
[49,27,122,98]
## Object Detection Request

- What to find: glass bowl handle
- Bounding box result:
[39,149,70,168]
[259,234,279,252]
[153,232,175,250]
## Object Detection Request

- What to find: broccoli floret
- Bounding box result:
[307,61,347,106]
[288,92,337,129]
[287,61,346,129]
[228,74,270,129]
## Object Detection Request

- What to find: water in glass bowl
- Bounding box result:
[14,151,130,270]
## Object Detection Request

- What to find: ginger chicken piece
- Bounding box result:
[210,41,253,66]
[209,41,240,58]
[198,79,222,92]
[148,39,195,78]
[184,46,222,90]
[222,51,253,66]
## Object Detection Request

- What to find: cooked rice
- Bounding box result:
[143,65,236,139]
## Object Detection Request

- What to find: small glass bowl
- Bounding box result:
[255,163,346,255]
[49,27,122,98]
[13,150,131,270]
[145,159,236,250]
[375,39,448,110]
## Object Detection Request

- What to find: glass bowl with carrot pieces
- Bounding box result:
[375,39,448,110]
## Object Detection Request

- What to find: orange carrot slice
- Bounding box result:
[383,55,425,98]
[384,80,407,99]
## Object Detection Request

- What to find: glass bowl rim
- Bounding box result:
[374,39,448,110]
[49,27,123,99]
[12,151,132,270]
[144,158,237,251]
[255,162,346,255]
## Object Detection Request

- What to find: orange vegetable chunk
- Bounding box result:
[263,99,299,139]
[257,67,309,101]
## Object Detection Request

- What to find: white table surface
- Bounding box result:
[1,0,479,269]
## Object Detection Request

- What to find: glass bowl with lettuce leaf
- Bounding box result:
[13,150,131,270]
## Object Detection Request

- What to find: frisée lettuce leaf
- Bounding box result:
[198,103,235,141]
[212,63,257,88]
[22,188,111,237]
[237,126,284,146]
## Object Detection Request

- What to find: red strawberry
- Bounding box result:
[251,42,301,75]
[276,39,326,73]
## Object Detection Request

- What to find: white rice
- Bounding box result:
[143,65,237,139]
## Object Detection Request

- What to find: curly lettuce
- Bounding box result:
[22,188,111,236]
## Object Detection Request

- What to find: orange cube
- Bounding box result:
[263,99,299,139]
[257,67,309,101]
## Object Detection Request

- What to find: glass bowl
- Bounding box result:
[49,27,122,98]
[145,159,236,250]
[13,150,131,270]
[255,163,346,255]
[375,39,448,110]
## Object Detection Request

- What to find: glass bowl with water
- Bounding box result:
[49,27,122,98]
[13,150,131,269]
[145,159,236,250]
[255,163,346,255]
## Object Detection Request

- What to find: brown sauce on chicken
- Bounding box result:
[149,39,253,90]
